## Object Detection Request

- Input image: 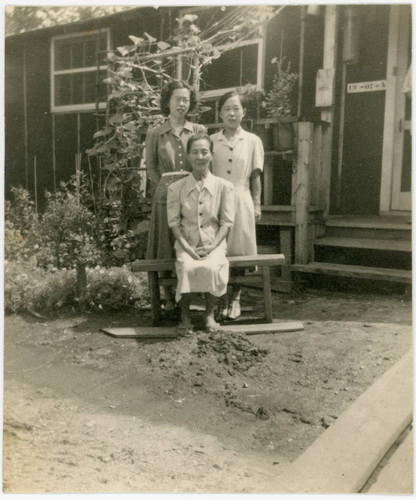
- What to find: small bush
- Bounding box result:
[84,266,149,310]
[4,259,149,314]
[4,258,76,313]
[5,186,38,238]
[41,190,102,270]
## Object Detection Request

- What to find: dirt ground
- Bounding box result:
[3,285,412,494]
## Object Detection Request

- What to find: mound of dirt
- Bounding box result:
[194,331,268,372]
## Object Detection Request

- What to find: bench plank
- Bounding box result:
[131,254,285,272]
[131,254,285,325]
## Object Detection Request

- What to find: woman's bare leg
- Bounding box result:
[163,285,176,311]
[204,293,219,330]
[178,293,193,329]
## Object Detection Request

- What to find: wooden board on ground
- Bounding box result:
[273,350,413,493]
[220,321,304,334]
[101,321,303,338]
[101,327,178,339]
[366,430,413,494]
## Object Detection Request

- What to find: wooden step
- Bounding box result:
[292,262,412,283]
[325,226,411,241]
[315,237,411,252]
[326,215,411,231]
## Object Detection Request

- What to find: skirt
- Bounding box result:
[174,239,229,303]
[146,173,189,260]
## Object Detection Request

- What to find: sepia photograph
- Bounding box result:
[3,2,413,494]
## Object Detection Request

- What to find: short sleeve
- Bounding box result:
[219,181,235,228]
[252,134,264,173]
[167,183,181,228]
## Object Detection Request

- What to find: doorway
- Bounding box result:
[381,4,412,213]
[336,5,390,216]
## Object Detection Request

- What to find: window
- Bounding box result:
[178,7,264,100]
[51,29,110,112]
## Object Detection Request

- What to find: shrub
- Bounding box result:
[4,258,76,313]
[41,190,102,270]
[84,266,149,310]
[5,186,38,238]
[5,187,41,261]
[4,220,30,261]
[4,258,150,314]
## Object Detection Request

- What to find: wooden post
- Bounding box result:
[280,227,292,281]
[311,123,323,207]
[23,45,29,190]
[295,122,313,265]
[320,5,339,219]
[262,265,273,323]
[297,6,306,117]
[75,153,81,206]
[52,113,57,194]
[335,62,348,211]
[263,156,273,205]
[33,156,38,215]
[148,271,162,325]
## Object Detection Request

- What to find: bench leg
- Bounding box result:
[262,265,273,323]
[280,227,292,282]
[148,271,162,326]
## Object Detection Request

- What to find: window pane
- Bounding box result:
[55,40,72,70]
[98,31,108,65]
[97,70,108,102]
[84,71,107,103]
[84,39,97,67]
[72,73,84,104]
[241,44,258,85]
[71,40,84,69]
[54,31,108,71]
[55,74,72,106]
[200,44,258,92]
[55,70,107,106]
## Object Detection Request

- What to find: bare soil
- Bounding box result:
[3,286,412,493]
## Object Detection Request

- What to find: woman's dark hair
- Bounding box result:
[186,133,213,154]
[160,80,197,116]
[218,90,247,111]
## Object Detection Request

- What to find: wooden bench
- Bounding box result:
[131,254,285,325]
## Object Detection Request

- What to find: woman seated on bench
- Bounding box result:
[167,133,234,334]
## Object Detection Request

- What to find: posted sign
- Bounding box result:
[347,80,386,93]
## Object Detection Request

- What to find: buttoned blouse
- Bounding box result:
[145,120,206,183]
[167,171,234,248]
[211,128,264,188]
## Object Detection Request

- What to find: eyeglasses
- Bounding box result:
[172,97,190,103]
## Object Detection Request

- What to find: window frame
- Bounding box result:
[178,6,265,100]
[50,28,111,113]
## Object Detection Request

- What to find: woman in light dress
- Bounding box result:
[211,90,264,320]
[167,133,234,334]
[146,80,206,312]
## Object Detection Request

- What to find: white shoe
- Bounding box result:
[227,299,241,320]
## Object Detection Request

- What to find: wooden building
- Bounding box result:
[5,5,412,287]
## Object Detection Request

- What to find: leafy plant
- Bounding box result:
[4,261,150,314]
[84,266,149,311]
[86,8,276,235]
[237,84,265,121]
[262,57,298,120]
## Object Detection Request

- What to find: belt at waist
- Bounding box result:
[162,171,190,177]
